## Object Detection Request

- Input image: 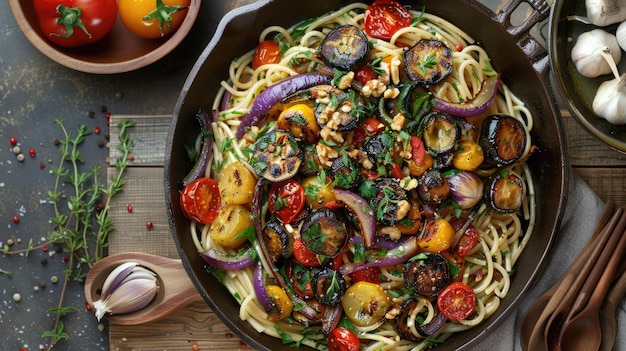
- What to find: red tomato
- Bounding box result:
[268,179,305,224]
[449,217,479,257]
[355,65,378,85]
[353,117,385,146]
[33,0,117,47]
[293,238,322,267]
[252,40,282,69]
[388,162,403,179]
[364,0,413,40]
[437,282,476,320]
[351,266,382,284]
[410,136,425,165]
[180,177,221,224]
[328,327,360,351]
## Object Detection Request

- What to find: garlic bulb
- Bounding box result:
[571,29,622,78]
[616,20,626,52]
[592,48,626,124]
[568,0,626,26]
[92,262,159,321]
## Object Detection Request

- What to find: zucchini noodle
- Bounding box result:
[188,2,537,350]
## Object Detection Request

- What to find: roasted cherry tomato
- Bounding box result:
[268,179,305,224]
[33,0,117,47]
[328,327,360,351]
[449,217,479,257]
[355,65,378,85]
[180,177,221,224]
[293,237,322,267]
[118,0,190,39]
[351,266,382,284]
[364,0,413,40]
[410,136,426,165]
[437,282,476,320]
[252,39,282,69]
[352,117,385,146]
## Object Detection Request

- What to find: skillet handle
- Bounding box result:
[493,0,551,76]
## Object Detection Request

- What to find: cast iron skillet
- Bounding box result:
[550,0,626,153]
[165,0,568,349]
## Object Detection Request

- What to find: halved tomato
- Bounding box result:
[437,281,476,320]
[180,177,221,224]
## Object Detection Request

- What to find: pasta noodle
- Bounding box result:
[186,2,537,350]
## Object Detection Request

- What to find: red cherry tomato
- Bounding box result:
[437,282,476,320]
[268,179,305,224]
[351,266,382,284]
[355,65,378,85]
[33,0,117,48]
[388,162,403,179]
[449,217,479,257]
[293,238,322,267]
[328,327,360,351]
[353,117,385,146]
[180,177,221,224]
[364,0,413,40]
[252,40,282,69]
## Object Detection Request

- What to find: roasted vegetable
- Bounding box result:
[300,208,349,257]
[404,39,453,86]
[251,129,303,182]
[484,171,525,213]
[403,252,451,297]
[422,112,459,154]
[320,25,369,70]
[313,267,346,306]
[479,114,528,166]
[262,219,294,262]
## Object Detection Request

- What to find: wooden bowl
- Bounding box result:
[7,0,200,74]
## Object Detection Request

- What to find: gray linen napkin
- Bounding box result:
[473,170,613,350]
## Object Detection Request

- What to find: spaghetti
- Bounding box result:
[186,2,536,350]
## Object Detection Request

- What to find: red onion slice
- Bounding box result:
[182,109,216,186]
[434,75,500,117]
[332,188,376,248]
[200,247,256,271]
[253,261,274,312]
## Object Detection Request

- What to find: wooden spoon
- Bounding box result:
[599,258,626,351]
[558,209,626,351]
[519,200,615,351]
[543,206,624,350]
[84,252,203,325]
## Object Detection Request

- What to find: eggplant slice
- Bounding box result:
[404,39,453,86]
[320,24,369,71]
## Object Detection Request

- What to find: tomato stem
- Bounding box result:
[53,5,91,39]
[143,0,188,37]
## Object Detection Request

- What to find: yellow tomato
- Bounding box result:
[208,204,254,249]
[118,0,190,39]
[276,104,320,144]
[342,281,390,327]
[217,161,256,205]
[452,140,484,171]
[418,218,455,252]
[301,174,336,209]
[265,285,294,321]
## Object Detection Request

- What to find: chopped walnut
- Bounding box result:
[320,126,344,144]
[348,148,373,169]
[395,199,411,220]
[390,113,406,131]
[400,177,418,191]
[385,304,402,320]
[362,79,387,98]
[384,87,400,99]
[388,56,402,85]
[337,71,355,90]
[316,143,339,167]
[380,226,402,240]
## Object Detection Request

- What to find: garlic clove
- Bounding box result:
[92,263,159,321]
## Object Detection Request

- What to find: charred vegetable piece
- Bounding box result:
[403,252,451,297]
[479,114,527,166]
[422,112,459,154]
[417,169,450,204]
[320,24,369,71]
[404,39,453,86]
[313,267,346,306]
[301,208,349,257]
[342,281,391,327]
[395,298,448,340]
[286,259,320,299]
[362,130,402,167]
[299,144,322,177]
[262,219,294,262]
[251,129,302,182]
[370,177,409,225]
[277,104,320,144]
[418,218,456,253]
[331,154,361,189]
[484,171,525,213]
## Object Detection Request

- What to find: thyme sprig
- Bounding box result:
[3,118,135,350]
